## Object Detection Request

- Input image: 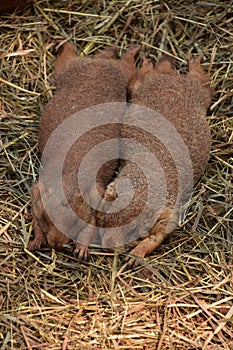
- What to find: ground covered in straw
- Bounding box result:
[0,1,232,349]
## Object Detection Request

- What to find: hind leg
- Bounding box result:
[73,215,97,261]
[54,42,77,82]
[126,207,176,265]
[27,218,47,251]
[46,224,71,250]
[62,190,98,261]
[28,182,48,250]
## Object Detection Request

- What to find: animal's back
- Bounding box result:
[126,73,212,182]
[29,43,140,258]
[39,58,128,153]
[101,56,213,260]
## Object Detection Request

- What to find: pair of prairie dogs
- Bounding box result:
[29,42,213,262]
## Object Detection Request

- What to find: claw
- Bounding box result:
[27,235,47,251]
[73,243,90,261]
[124,253,144,269]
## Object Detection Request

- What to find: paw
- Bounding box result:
[124,254,143,269]
[27,236,47,251]
[73,243,89,261]
[123,243,148,268]
[124,249,145,269]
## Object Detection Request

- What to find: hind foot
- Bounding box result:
[27,223,47,251]
[73,243,89,261]
[125,208,175,267]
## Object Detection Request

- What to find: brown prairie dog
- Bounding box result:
[101,54,213,261]
[29,42,139,259]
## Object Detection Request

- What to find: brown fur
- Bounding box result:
[101,55,213,261]
[29,42,139,258]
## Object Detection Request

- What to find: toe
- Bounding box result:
[73,243,90,261]
[27,236,47,251]
[124,254,142,269]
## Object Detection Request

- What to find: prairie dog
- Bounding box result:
[101,55,213,260]
[29,42,139,259]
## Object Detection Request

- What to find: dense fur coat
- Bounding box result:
[29,42,139,258]
[29,43,213,263]
[101,56,213,260]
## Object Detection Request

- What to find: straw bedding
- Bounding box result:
[0,1,232,349]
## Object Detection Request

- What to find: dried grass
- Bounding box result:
[0,0,233,349]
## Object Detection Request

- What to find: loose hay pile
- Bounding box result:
[0,1,232,349]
